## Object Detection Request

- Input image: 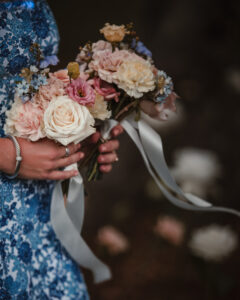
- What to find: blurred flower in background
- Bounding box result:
[189,225,238,262]
[154,216,185,246]
[97,226,130,255]
[225,69,240,94]
[171,148,222,197]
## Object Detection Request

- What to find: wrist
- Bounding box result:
[0,137,17,174]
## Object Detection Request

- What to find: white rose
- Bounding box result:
[87,93,111,121]
[44,95,96,145]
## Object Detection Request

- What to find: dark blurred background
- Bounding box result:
[48,0,240,299]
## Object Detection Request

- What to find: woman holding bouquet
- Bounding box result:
[0,0,123,298]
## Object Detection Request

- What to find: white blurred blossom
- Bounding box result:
[189,224,238,262]
[225,69,240,94]
[171,148,222,197]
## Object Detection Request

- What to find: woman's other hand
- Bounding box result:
[83,124,124,173]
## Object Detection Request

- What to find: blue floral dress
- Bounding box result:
[0,1,89,299]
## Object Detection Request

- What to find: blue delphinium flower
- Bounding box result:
[131,39,152,57]
[39,55,59,68]
[155,70,173,103]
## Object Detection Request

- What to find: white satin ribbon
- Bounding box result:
[50,114,240,285]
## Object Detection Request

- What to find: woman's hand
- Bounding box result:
[140,100,161,118]
[0,137,84,180]
[82,124,124,173]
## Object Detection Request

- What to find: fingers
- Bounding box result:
[56,143,81,159]
[52,151,85,169]
[98,152,118,164]
[99,140,119,153]
[140,100,159,118]
[111,124,124,138]
[47,169,79,180]
[99,164,112,173]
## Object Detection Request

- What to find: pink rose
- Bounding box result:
[97,226,129,255]
[154,216,185,246]
[4,96,45,141]
[49,69,70,85]
[66,77,96,106]
[88,77,120,102]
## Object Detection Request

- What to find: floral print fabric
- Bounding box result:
[0,1,89,299]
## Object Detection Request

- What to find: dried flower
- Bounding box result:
[100,23,127,42]
[67,62,80,80]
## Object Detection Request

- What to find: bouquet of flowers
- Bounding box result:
[74,22,177,180]
[4,24,177,181]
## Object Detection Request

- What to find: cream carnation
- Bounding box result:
[100,23,127,42]
[87,93,111,120]
[44,95,96,145]
[114,59,155,98]
[4,96,45,141]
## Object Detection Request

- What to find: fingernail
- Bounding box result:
[78,143,81,149]
[98,156,104,163]
[74,170,79,176]
[79,152,84,158]
[155,104,162,112]
[100,146,106,152]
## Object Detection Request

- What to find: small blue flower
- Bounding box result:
[131,39,152,57]
[30,74,47,90]
[16,81,30,96]
[155,70,173,103]
[17,241,32,264]
[39,55,59,68]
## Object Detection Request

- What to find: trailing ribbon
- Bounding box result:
[50,114,240,285]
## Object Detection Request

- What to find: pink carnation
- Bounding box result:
[89,49,132,83]
[88,77,120,102]
[66,77,96,106]
[4,97,45,142]
[154,216,185,246]
[34,77,66,110]
[97,226,129,255]
[49,69,70,85]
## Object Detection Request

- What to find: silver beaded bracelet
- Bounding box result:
[4,135,22,179]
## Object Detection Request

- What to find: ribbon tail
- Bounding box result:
[121,117,240,217]
[51,174,111,284]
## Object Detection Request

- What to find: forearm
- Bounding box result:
[0,137,15,174]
